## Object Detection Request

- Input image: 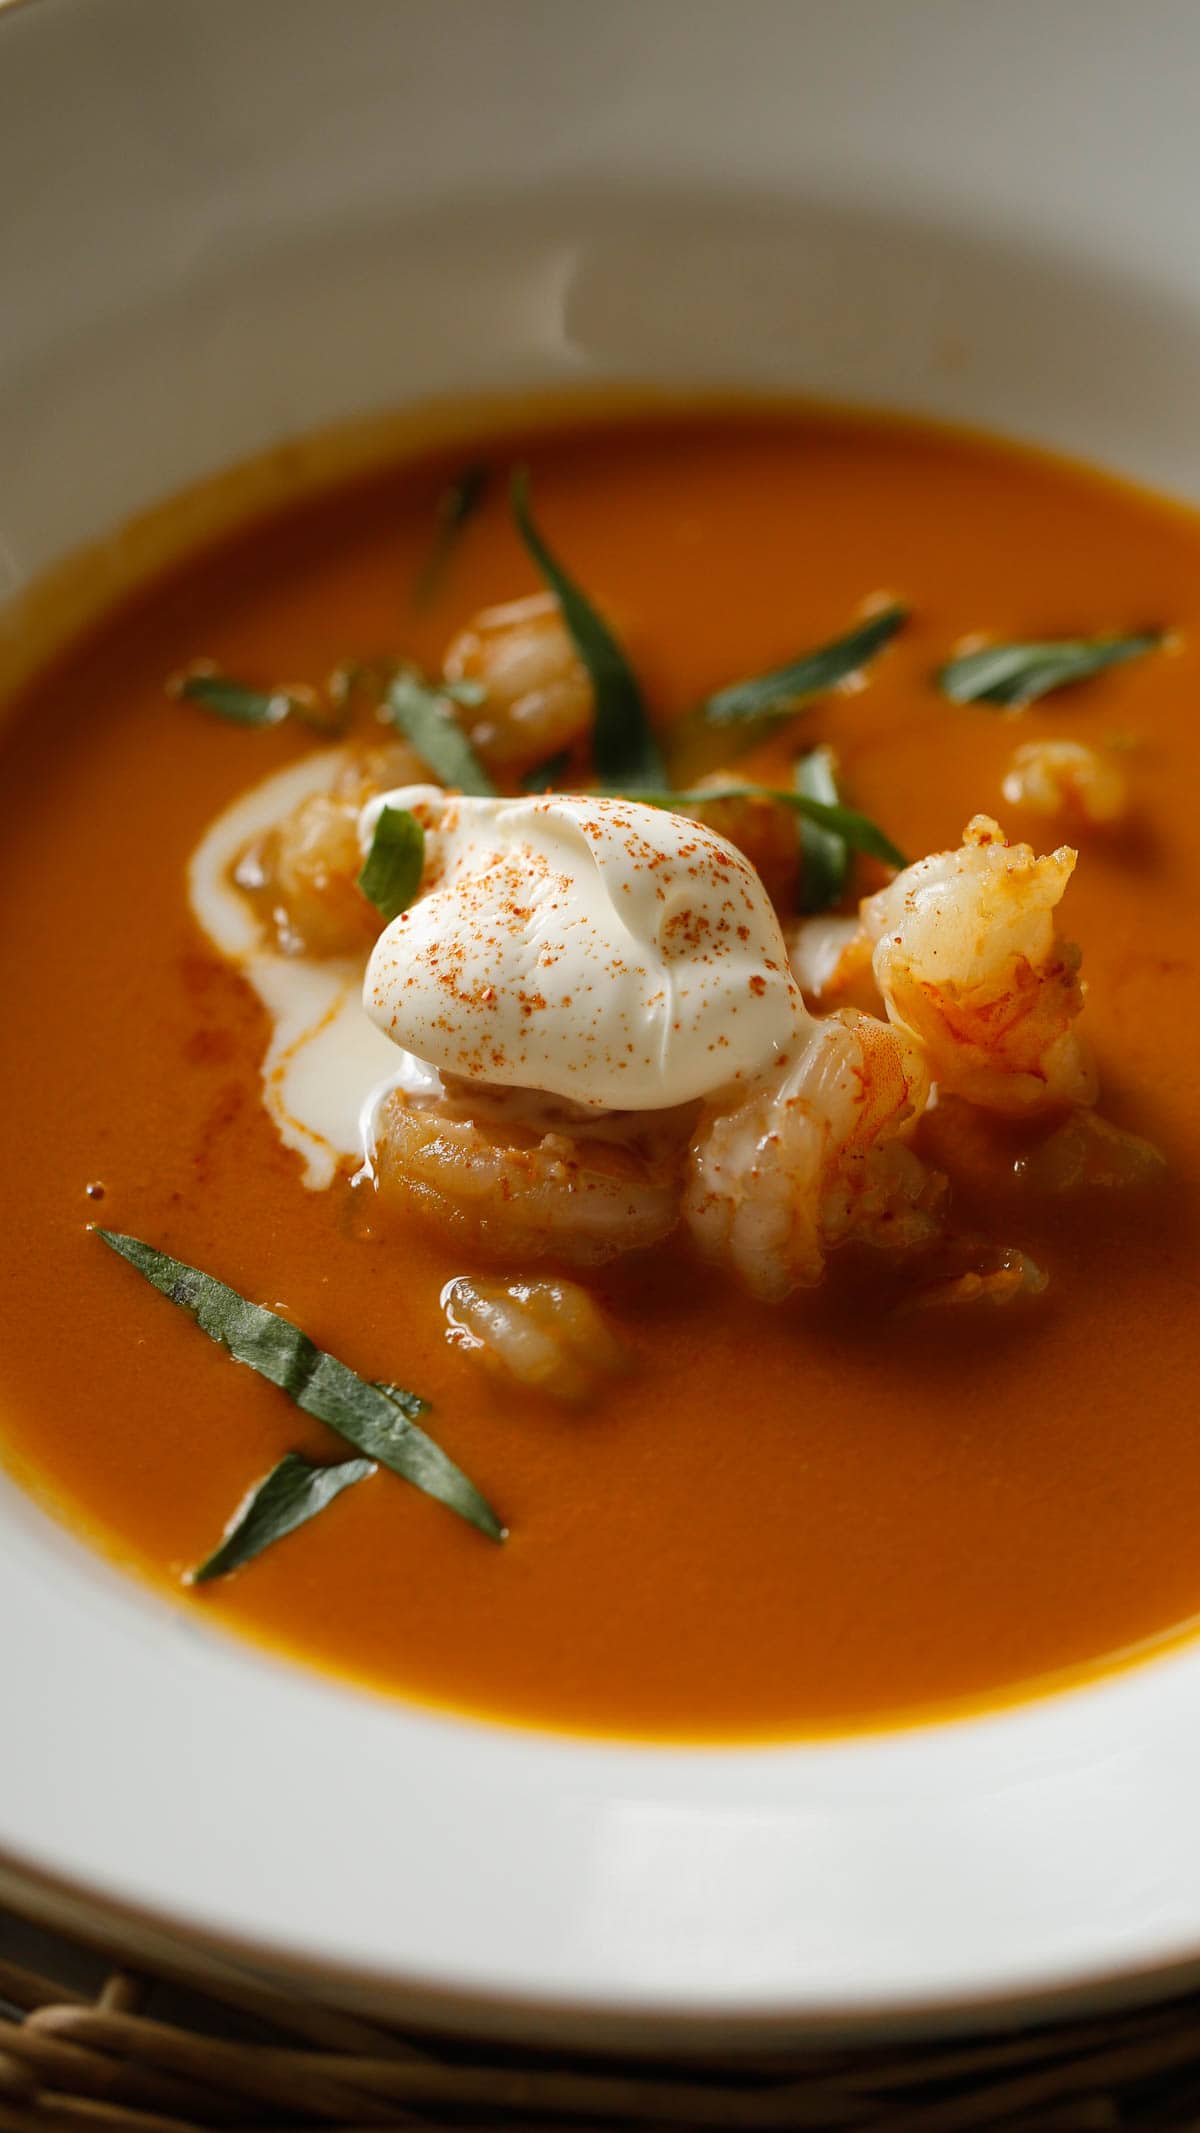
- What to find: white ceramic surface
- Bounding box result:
[4,0,1200,2045]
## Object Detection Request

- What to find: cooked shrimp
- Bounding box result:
[861,815,1097,1115]
[898,1240,1048,1315]
[443,1274,627,1401]
[442,592,593,777]
[787,912,881,1012]
[685,1008,945,1300]
[373,1078,689,1266]
[1002,739,1127,828]
[236,742,425,955]
[1014,1109,1165,1192]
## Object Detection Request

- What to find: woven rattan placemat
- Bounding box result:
[3,1885,1200,2131]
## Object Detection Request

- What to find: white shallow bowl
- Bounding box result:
[4,0,1200,2049]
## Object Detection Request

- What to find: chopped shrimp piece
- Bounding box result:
[685,1008,946,1300]
[899,1241,1048,1315]
[861,815,1097,1115]
[787,912,881,1012]
[442,592,593,777]
[373,1079,689,1266]
[1002,740,1127,828]
[1015,1109,1166,1192]
[443,1275,627,1402]
[236,742,425,955]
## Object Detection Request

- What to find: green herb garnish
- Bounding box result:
[385,667,496,795]
[97,1231,505,1547]
[625,784,906,871]
[191,1451,374,1584]
[795,748,850,913]
[413,463,489,607]
[172,669,340,732]
[701,604,908,726]
[511,469,665,788]
[938,632,1164,708]
[357,805,426,922]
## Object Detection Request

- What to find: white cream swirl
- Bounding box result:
[187,750,408,1189]
[360,787,802,1110]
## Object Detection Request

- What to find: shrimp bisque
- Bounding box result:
[182,532,1159,1561]
[0,402,1191,1740]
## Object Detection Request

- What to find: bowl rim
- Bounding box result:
[9,1447,1200,2047]
[9,0,1200,2043]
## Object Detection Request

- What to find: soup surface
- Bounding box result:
[1,403,1197,1739]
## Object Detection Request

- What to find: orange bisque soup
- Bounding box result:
[1,400,1198,1743]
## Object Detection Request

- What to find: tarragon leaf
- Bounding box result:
[172,669,341,732]
[97,1231,505,1542]
[413,462,489,607]
[701,604,908,726]
[511,468,665,788]
[795,748,851,912]
[191,1452,374,1585]
[624,783,906,871]
[385,667,496,795]
[938,632,1163,708]
[357,805,426,922]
